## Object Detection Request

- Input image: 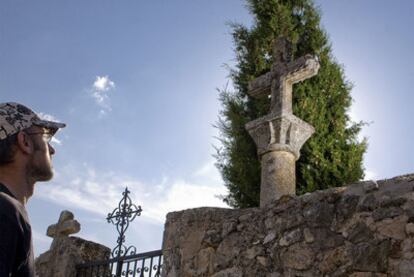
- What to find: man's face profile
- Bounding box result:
[26,126,56,182]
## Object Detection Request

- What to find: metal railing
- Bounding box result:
[76,249,163,277]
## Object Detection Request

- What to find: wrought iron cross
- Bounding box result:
[106,187,142,258]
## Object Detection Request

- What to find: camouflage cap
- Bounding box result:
[0,102,66,140]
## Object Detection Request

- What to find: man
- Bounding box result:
[0,102,65,277]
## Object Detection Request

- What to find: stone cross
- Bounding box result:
[245,37,320,207]
[248,37,320,115]
[47,210,80,240]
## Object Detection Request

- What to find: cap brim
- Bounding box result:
[33,119,66,130]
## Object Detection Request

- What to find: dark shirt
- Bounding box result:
[0,183,34,277]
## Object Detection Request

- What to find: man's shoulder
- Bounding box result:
[0,191,19,210]
[0,192,24,224]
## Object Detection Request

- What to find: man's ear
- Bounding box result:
[16,131,34,155]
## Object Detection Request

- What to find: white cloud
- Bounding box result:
[37,161,228,224]
[193,159,221,183]
[93,76,115,92]
[364,169,377,181]
[37,112,60,123]
[147,179,228,221]
[90,75,116,114]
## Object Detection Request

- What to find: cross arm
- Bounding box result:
[46,224,57,238]
[248,71,272,98]
[60,220,81,236]
[284,54,320,85]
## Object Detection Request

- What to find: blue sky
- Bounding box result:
[1,1,413,257]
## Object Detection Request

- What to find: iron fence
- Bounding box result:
[76,249,163,277]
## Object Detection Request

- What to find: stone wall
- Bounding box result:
[36,236,110,277]
[162,174,414,276]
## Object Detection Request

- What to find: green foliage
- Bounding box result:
[215,0,367,208]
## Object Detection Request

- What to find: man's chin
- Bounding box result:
[36,171,54,182]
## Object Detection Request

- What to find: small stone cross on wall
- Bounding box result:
[47,210,80,240]
[245,37,320,207]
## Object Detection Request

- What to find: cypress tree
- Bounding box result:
[216,0,367,208]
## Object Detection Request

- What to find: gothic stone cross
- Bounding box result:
[47,210,80,239]
[248,37,320,115]
[245,37,320,207]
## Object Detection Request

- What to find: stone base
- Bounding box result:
[162,174,414,277]
[261,150,295,207]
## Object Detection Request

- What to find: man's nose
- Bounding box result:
[48,143,55,155]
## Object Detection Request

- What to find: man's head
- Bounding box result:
[0,102,66,181]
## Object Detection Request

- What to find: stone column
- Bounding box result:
[261,150,296,201]
[246,113,315,207]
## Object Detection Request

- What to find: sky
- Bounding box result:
[0,0,413,257]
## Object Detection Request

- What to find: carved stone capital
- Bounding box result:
[245,113,314,160]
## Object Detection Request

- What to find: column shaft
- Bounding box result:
[260,150,296,207]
